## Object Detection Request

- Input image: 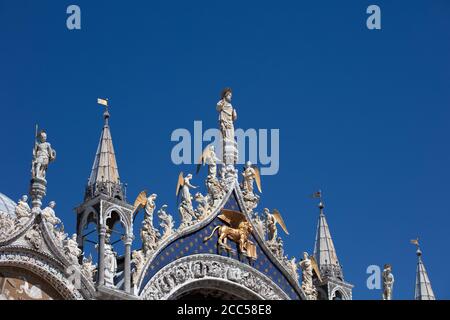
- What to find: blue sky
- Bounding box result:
[1,0,449,299]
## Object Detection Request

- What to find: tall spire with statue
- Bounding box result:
[411,238,436,300]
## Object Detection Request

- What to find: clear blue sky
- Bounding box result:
[0,0,449,300]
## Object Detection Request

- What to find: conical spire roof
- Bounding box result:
[414,247,436,300]
[313,202,343,279]
[85,109,124,200]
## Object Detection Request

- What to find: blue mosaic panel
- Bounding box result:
[139,192,300,300]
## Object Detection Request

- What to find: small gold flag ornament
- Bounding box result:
[97,98,109,107]
[410,238,419,246]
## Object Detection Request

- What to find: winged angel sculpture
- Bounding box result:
[203,209,257,259]
[176,172,198,227]
[299,252,322,300]
[264,208,289,242]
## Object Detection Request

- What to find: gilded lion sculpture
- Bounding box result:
[203,209,257,259]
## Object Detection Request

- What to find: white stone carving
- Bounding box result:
[158,205,174,240]
[103,233,117,288]
[299,252,317,300]
[63,234,82,264]
[31,130,56,180]
[382,264,394,300]
[81,256,97,283]
[140,255,289,300]
[41,201,61,229]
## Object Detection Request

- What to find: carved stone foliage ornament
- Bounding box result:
[140,255,288,300]
[0,213,16,241]
[25,225,42,250]
[158,205,174,240]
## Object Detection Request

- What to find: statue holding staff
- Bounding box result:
[31,127,56,180]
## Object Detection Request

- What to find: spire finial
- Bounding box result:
[311,190,324,212]
[410,237,421,257]
[97,98,110,124]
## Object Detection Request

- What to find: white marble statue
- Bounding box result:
[289,257,299,283]
[141,217,161,256]
[382,264,394,300]
[216,88,237,143]
[104,233,117,287]
[144,194,158,224]
[242,161,257,194]
[31,130,56,180]
[140,193,161,255]
[81,255,97,282]
[299,252,317,300]
[132,250,145,287]
[194,193,210,219]
[264,208,278,242]
[64,234,82,264]
[15,195,31,220]
[254,213,266,237]
[176,173,198,228]
[206,145,219,178]
[54,223,68,246]
[181,174,197,206]
[158,205,174,240]
[41,201,61,228]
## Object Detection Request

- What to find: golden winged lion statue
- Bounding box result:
[204,209,257,259]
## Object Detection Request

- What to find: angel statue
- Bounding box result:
[144,194,158,221]
[382,264,394,300]
[176,173,198,228]
[216,88,237,143]
[197,144,220,178]
[264,208,289,243]
[158,205,174,240]
[197,145,224,201]
[204,209,257,259]
[176,173,198,206]
[299,252,321,300]
[242,161,262,194]
[31,129,56,180]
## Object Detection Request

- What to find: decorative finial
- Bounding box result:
[311,190,324,210]
[410,237,421,256]
[97,98,110,123]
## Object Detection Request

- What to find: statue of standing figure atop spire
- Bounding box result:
[31,128,56,180]
[216,88,237,144]
[217,88,238,177]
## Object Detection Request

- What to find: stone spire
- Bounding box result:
[414,243,436,300]
[84,107,124,201]
[313,202,343,279]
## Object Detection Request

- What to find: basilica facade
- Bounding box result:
[0,91,434,300]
